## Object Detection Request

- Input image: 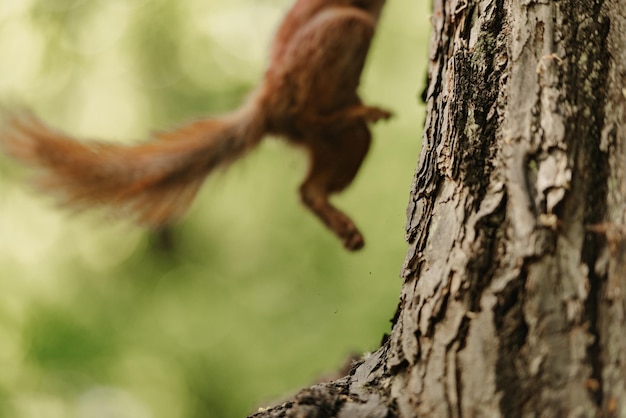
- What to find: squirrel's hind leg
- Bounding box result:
[298,120,371,250]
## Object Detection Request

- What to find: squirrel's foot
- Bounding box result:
[304,105,393,127]
[341,225,364,251]
[356,105,393,123]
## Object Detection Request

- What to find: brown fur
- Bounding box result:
[0,0,390,250]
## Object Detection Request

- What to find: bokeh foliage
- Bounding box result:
[0,0,429,417]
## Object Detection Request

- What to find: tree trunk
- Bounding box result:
[251,0,626,416]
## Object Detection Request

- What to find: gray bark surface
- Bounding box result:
[251,0,626,416]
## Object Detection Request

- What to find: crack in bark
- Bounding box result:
[558,0,611,410]
[493,266,530,418]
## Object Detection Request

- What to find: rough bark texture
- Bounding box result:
[251,0,626,417]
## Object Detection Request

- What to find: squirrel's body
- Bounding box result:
[0,0,389,250]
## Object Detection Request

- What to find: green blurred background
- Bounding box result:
[0,1,429,417]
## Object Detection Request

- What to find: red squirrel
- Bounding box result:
[0,0,390,251]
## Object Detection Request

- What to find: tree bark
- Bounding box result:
[251,0,626,416]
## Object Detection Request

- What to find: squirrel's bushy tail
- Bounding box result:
[0,99,266,225]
